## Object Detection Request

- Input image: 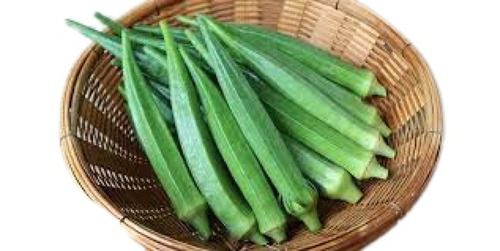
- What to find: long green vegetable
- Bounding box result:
[180,47,287,242]
[202,17,394,157]
[120,30,211,239]
[252,79,388,180]
[160,21,265,244]
[284,136,363,203]
[239,37,391,137]
[230,24,387,97]
[198,17,321,232]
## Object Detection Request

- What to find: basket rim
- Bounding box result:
[60,0,443,250]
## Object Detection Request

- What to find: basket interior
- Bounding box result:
[61,0,442,250]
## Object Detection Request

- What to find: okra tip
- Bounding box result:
[65,19,81,29]
[121,29,128,40]
[188,211,212,240]
[367,78,387,97]
[337,183,363,204]
[247,231,268,245]
[374,116,392,137]
[94,11,105,20]
[176,15,197,26]
[197,14,218,28]
[363,159,389,180]
[265,226,287,244]
[298,209,322,233]
[375,138,396,158]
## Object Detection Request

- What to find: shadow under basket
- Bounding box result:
[60,0,443,250]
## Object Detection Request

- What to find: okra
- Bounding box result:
[160,21,266,244]
[120,31,210,239]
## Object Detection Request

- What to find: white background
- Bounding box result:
[0,0,498,250]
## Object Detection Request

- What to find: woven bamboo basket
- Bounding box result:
[60,0,442,250]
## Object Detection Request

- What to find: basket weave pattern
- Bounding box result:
[60,0,442,250]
